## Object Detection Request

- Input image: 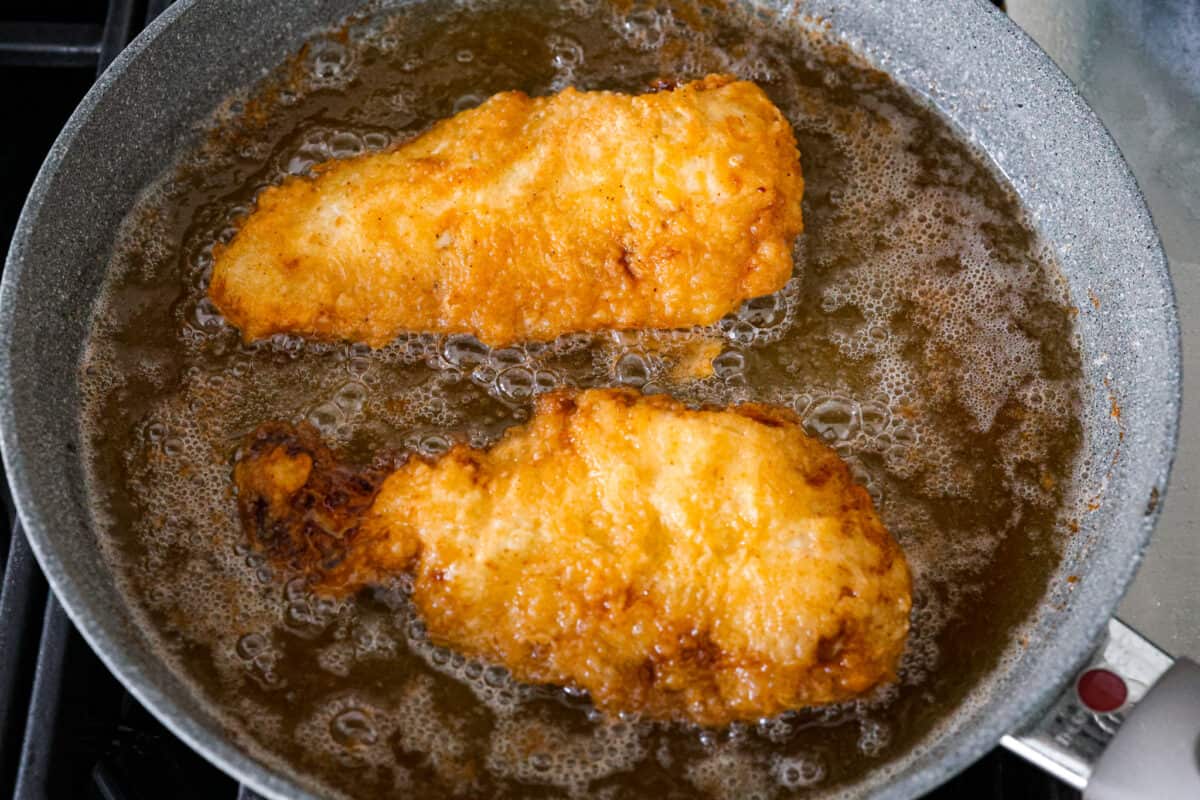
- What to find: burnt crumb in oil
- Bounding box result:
[78,1,1083,798]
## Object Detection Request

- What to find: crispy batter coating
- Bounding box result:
[209,75,804,348]
[235,389,910,726]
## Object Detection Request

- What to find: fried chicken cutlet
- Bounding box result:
[209,75,804,348]
[235,389,910,725]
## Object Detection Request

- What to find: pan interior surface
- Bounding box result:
[0,1,1178,799]
[67,0,1098,795]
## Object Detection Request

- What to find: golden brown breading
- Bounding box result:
[209,75,804,348]
[235,389,910,726]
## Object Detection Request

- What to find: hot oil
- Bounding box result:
[78,0,1084,796]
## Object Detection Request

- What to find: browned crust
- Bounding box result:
[208,75,803,348]
[234,422,387,575]
[233,389,911,726]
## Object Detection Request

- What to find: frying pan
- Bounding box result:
[0,0,1191,797]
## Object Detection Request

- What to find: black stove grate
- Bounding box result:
[0,1,1073,798]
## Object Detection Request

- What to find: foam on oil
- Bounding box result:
[78,1,1085,796]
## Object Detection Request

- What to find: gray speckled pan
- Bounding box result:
[0,0,1184,798]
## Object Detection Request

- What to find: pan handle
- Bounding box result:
[1001,618,1200,799]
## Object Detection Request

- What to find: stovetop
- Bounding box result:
[2,0,1189,798]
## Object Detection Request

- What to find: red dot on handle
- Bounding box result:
[1077,668,1128,713]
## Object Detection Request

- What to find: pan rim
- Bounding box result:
[0,2,322,798]
[0,0,1181,798]
[825,0,1183,796]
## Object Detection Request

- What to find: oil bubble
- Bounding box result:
[712,350,745,378]
[308,40,352,84]
[236,632,268,660]
[615,353,650,386]
[331,708,379,749]
[806,397,856,442]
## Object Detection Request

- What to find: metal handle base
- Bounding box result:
[1001,617,1173,788]
[1002,617,1200,799]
